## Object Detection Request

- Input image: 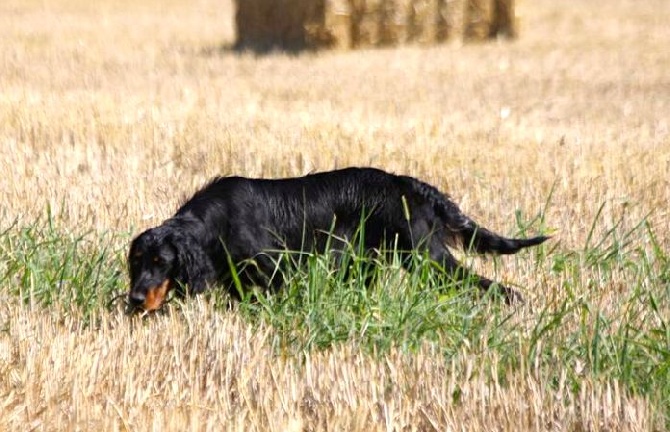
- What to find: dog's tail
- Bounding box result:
[404,177,549,254]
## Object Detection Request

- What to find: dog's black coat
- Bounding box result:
[128,167,548,308]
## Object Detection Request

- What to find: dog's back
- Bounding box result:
[176,167,546,258]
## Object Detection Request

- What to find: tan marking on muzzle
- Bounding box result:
[143,279,172,311]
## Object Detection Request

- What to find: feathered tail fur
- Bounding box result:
[405,176,549,254]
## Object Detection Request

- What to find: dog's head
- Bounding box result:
[127,224,214,312]
[127,227,179,311]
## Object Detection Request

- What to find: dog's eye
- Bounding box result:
[152,256,163,265]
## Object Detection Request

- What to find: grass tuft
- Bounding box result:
[0,210,127,322]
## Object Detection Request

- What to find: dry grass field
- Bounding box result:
[1,0,669,430]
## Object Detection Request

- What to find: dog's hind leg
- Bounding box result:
[426,242,524,304]
[398,214,523,304]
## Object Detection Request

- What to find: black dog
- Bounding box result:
[128,167,548,310]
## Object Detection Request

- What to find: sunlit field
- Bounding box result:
[1,0,669,430]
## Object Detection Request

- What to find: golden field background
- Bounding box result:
[2,0,668,238]
[0,0,669,430]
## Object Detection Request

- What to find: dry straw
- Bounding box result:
[233,0,517,50]
[0,300,653,431]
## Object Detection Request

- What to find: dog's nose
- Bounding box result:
[128,291,146,307]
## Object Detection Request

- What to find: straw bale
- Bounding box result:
[409,0,438,45]
[233,0,516,51]
[322,0,353,49]
[445,0,466,40]
[378,0,412,46]
[234,0,325,50]
[351,0,382,47]
[464,0,516,41]
[463,0,491,40]
[490,0,516,38]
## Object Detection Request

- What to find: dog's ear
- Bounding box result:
[169,231,215,295]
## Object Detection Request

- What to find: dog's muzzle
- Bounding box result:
[128,279,173,311]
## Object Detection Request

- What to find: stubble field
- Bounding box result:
[1,0,669,430]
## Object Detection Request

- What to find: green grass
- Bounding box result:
[1,209,668,425]
[0,209,127,322]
